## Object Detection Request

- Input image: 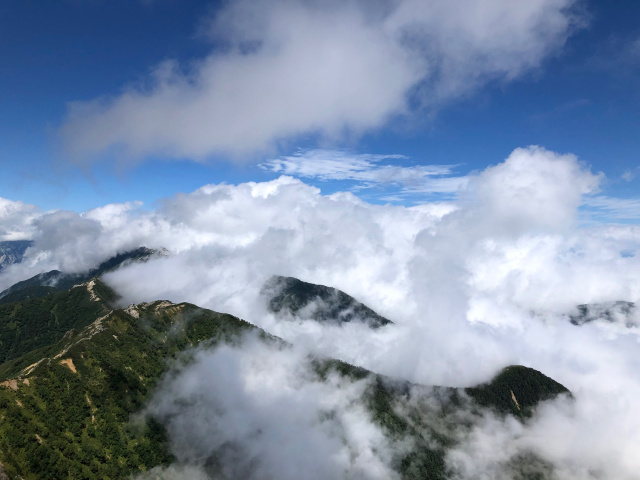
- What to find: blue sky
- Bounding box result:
[1,0,639,216]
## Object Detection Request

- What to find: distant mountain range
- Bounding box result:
[0,241,32,274]
[0,246,574,479]
[0,246,167,304]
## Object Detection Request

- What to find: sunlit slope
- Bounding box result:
[0,280,113,367]
[0,280,255,479]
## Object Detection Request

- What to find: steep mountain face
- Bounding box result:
[0,247,167,304]
[262,275,393,329]
[569,300,637,327]
[0,241,32,274]
[0,275,571,479]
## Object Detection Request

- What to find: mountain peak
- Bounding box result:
[0,246,168,305]
[262,275,393,329]
[466,365,571,418]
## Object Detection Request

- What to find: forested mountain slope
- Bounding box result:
[0,277,570,479]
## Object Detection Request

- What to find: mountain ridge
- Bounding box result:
[0,277,571,479]
[262,275,393,329]
[0,247,167,305]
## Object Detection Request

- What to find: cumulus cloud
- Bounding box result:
[460,146,601,235]
[6,146,640,477]
[59,0,583,164]
[107,147,640,478]
[0,197,40,241]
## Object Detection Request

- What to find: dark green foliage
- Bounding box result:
[311,357,370,381]
[0,293,257,479]
[374,375,459,477]
[263,275,393,328]
[0,284,110,367]
[366,377,412,437]
[90,247,158,277]
[0,285,58,304]
[465,365,570,418]
[0,247,158,304]
[313,360,452,479]
[0,271,64,305]
[314,360,570,480]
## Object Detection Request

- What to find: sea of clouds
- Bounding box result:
[3,0,637,476]
[2,146,640,478]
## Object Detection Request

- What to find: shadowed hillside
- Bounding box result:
[262,275,393,329]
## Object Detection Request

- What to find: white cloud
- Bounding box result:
[59,0,583,164]
[462,146,601,235]
[0,200,158,290]
[7,146,640,477]
[142,334,399,480]
[0,197,40,241]
[83,201,143,229]
[261,149,467,198]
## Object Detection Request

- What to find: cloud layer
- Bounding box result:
[4,146,640,478]
[59,0,583,164]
